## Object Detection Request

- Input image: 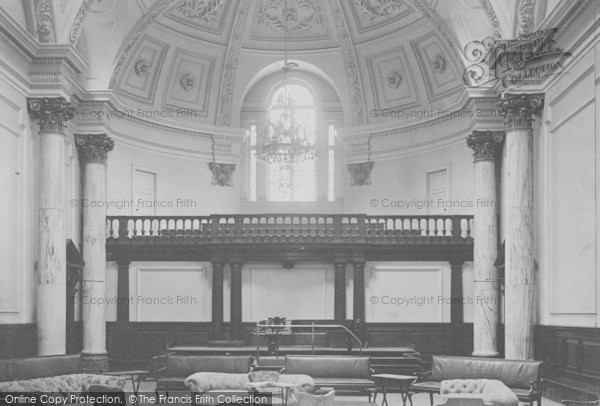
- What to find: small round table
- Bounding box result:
[371,374,417,406]
[103,370,148,404]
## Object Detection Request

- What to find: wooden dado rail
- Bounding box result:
[106,214,474,243]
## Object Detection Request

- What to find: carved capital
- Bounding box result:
[208,162,236,187]
[28,97,75,133]
[348,161,374,187]
[467,130,504,163]
[497,93,544,131]
[75,134,114,164]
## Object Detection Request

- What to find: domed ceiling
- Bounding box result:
[76,0,503,129]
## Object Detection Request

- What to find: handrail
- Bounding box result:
[253,322,363,362]
[106,214,474,240]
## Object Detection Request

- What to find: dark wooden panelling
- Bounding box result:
[0,324,36,359]
[535,325,600,401]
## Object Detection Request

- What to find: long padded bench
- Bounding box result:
[412,356,543,406]
[282,355,375,395]
[155,355,252,393]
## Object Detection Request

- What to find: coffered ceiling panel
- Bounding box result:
[162,48,216,117]
[117,37,169,105]
[365,45,420,113]
[410,32,463,103]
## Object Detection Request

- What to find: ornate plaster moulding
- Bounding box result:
[74,97,246,143]
[337,94,503,143]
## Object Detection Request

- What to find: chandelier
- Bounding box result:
[256,0,316,170]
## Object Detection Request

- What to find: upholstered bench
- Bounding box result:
[412,356,543,406]
[0,354,125,404]
[282,356,375,396]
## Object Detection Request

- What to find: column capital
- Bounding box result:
[467,131,504,163]
[497,93,544,131]
[75,134,114,164]
[27,97,75,133]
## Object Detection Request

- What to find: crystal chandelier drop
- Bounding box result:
[256,0,316,171]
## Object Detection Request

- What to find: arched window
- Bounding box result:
[246,79,339,206]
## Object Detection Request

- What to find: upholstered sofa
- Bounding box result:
[155,355,253,393]
[185,370,314,405]
[412,356,543,406]
[0,354,125,401]
[438,379,519,406]
[282,356,375,395]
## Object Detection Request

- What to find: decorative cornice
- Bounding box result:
[466,130,504,162]
[27,97,75,133]
[217,0,251,126]
[75,133,115,164]
[331,0,367,125]
[497,93,544,131]
[208,162,236,187]
[348,161,374,186]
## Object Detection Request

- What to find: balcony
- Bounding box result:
[106,214,474,262]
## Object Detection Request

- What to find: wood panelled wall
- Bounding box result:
[535,326,600,401]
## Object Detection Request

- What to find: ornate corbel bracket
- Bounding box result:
[347,161,374,187]
[208,162,236,187]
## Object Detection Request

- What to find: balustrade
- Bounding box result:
[106,214,473,243]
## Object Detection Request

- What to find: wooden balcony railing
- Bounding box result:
[106,214,473,244]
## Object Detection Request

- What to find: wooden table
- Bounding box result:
[371,374,417,406]
[247,381,297,406]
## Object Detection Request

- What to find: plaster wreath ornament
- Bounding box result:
[134,59,151,77]
[180,73,197,91]
[257,0,324,34]
[430,54,447,74]
[386,70,402,88]
[176,0,224,25]
[348,161,375,186]
[354,0,404,21]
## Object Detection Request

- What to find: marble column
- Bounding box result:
[27,98,75,356]
[352,262,366,341]
[230,262,243,341]
[211,262,225,340]
[334,261,347,320]
[76,133,114,372]
[497,93,544,360]
[467,130,503,357]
